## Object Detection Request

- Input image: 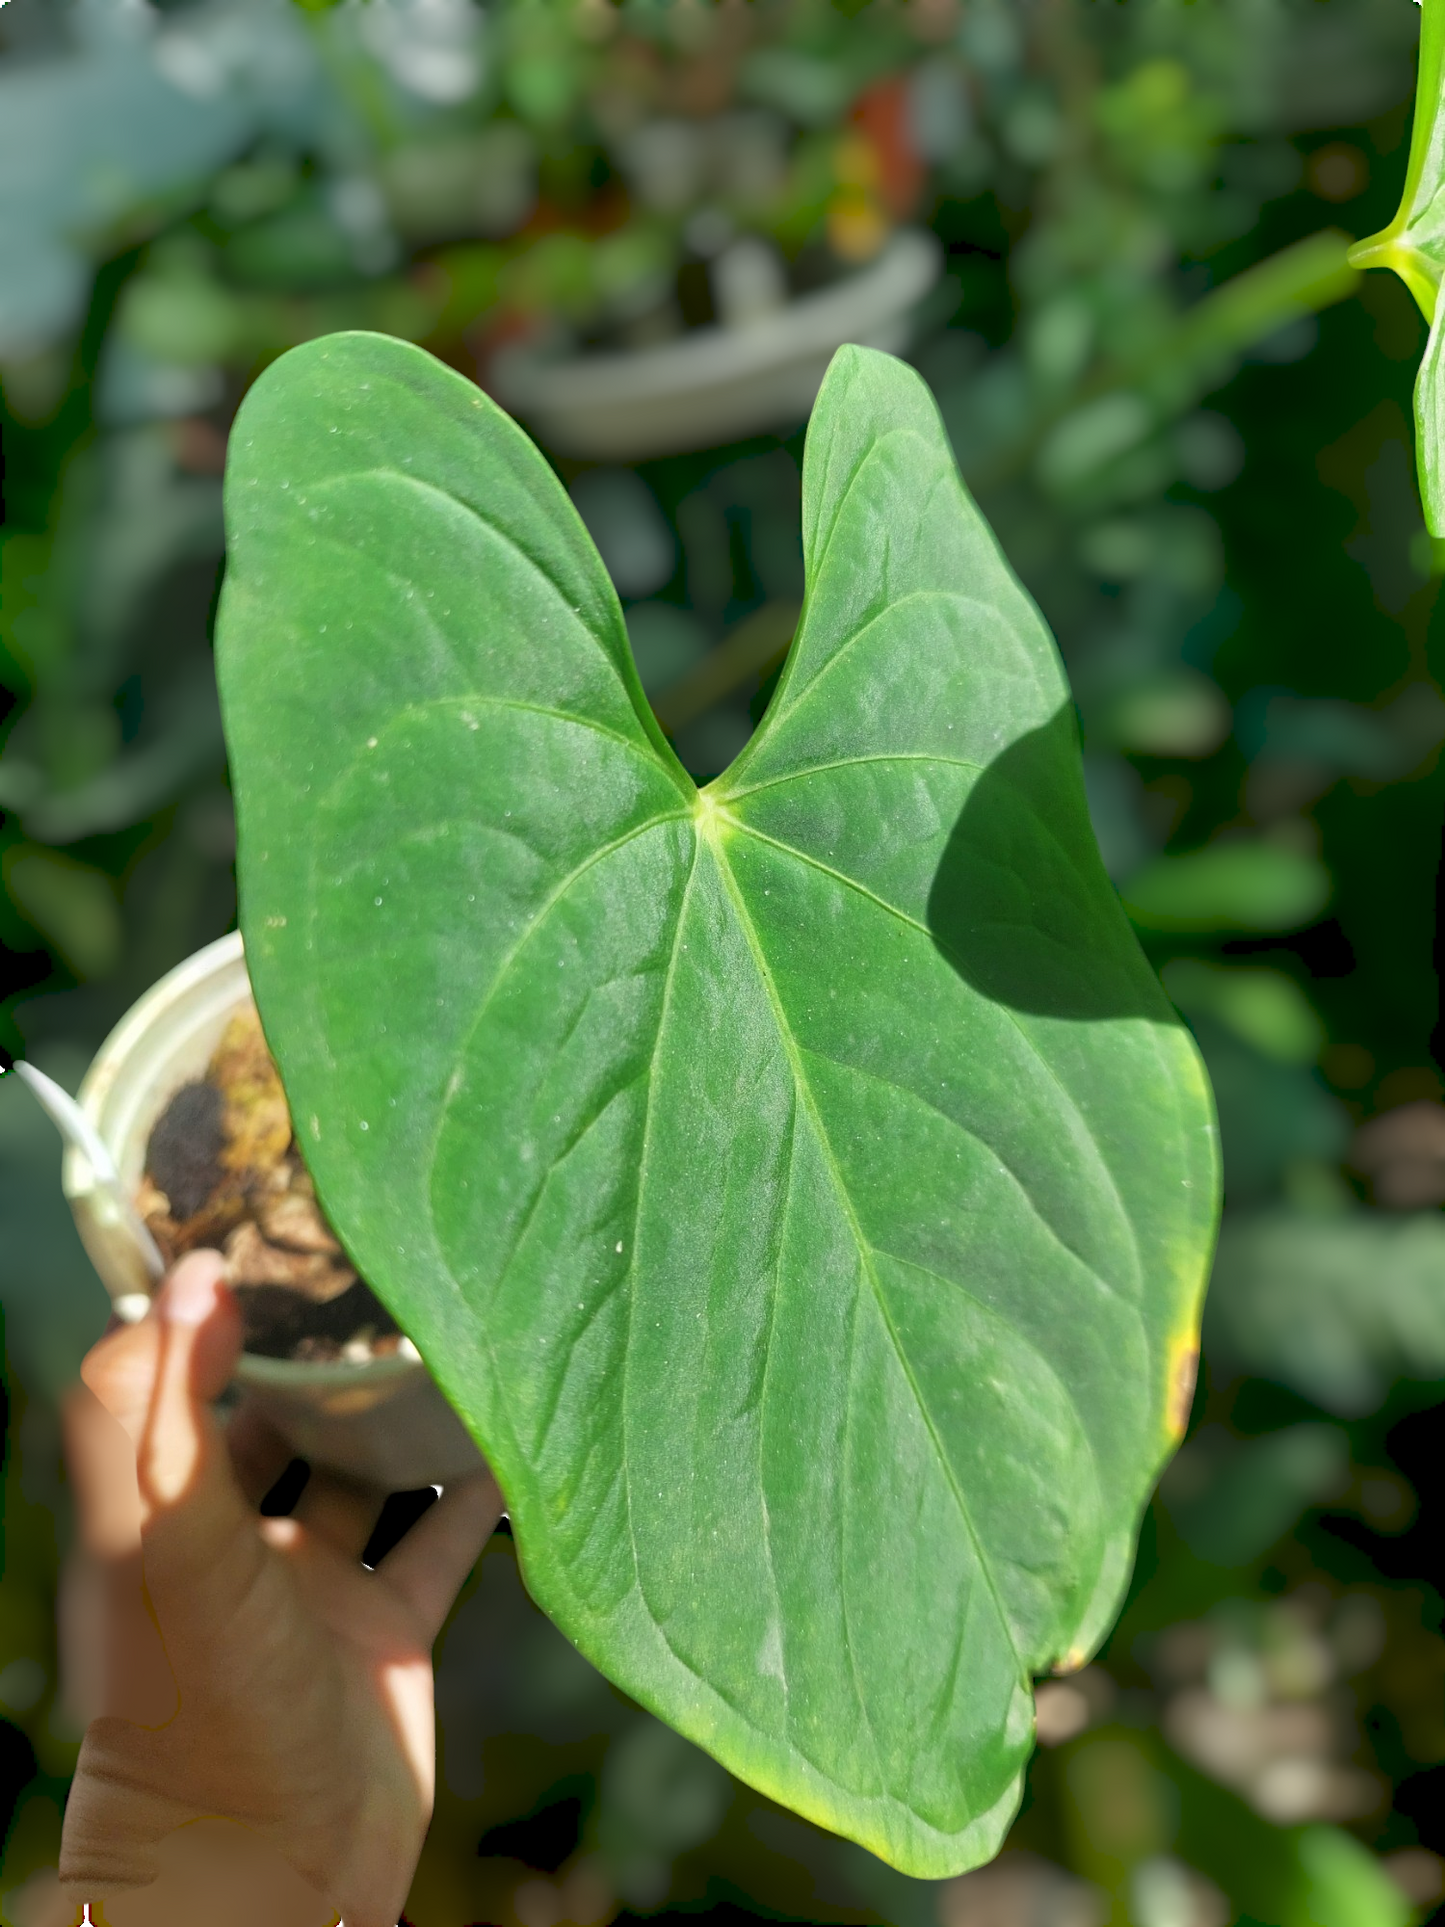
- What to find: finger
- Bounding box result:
[80,1309,165,1450]
[60,1387,176,1726]
[223,1401,295,1511]
[290,1470,385,1561]
[129,1255,265,1595]
[63,1817,343,1927]
[80,1251,241,1451]
[62,1380,142,1560]
[56,1544,110,1730]
[54,1716,170,1895]
[376,1470,504,1643]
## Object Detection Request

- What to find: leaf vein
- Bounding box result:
[301,470,689,792]
[622,830,703,1634]
[721,750,989,803]
[724,815,1145,1297]
[704,835,1030,1684]
[793,1042,1127,1306]
[874,1244,1108,1583]
[423,813,689,1234]
[755,1095,798,1722]
[762,589,1005,742]
[839,1258,890,1791]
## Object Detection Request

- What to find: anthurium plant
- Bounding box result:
[215,330,1219,1876]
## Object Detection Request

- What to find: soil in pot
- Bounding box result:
[137,1004,404,1365]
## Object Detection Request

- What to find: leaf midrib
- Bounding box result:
[396,770,1113,1686]
[700,814,1030,1680]
[406,786,1032,1703]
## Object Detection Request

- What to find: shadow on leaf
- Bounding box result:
[925,704,1172,1023]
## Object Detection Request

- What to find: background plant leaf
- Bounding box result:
[217,332,1219,1876]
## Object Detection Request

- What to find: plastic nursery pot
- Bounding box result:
[491,227,942,461]
[64,931,486,1490]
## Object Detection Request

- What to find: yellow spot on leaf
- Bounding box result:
[1164,1330,1199,1440]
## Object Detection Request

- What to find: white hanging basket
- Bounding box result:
[490,227,943,461]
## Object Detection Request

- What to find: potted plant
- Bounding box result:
[207,324,1218,1875]
[61,928,485,1489]
[9,0,1445,1913]
[79,0,952,461]
[477,3,951,455]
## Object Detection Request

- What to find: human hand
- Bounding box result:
[56,1249,503,1927]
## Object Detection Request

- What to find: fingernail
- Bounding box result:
[161,1260,221,1327]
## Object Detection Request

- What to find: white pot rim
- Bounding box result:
[66,929,426,1392]
[490,227,942,458]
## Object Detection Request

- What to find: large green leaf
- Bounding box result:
[216,332,1218,1876]
[1349,0,1445,530]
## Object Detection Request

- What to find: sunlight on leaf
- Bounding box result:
[217,333,1218,1876]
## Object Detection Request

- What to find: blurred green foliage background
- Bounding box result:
[5,0,1445,1921]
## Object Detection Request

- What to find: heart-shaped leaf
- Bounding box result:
[217,333,1218,1876]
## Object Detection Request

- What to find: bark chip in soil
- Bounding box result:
[138,1004,403,1364]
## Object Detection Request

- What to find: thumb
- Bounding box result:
[95,1253,258,1591]
[80,1250,241,1453]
